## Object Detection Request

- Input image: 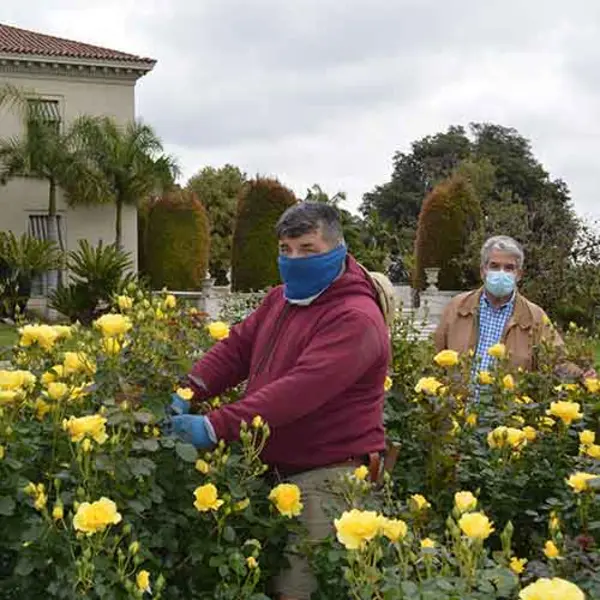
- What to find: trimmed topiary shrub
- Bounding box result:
[137,198,151,275]
[414,174,483,291]
[144,189,211,290]
[231,177,297,292]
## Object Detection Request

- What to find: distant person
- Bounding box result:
[434,235,591,377]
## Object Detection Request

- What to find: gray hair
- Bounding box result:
[276,201,344,245]
[480,235,524,268]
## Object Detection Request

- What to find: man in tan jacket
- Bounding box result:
[434,235,588,375]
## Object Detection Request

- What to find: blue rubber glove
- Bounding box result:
[168,393,190,416]
[171,414,214,449]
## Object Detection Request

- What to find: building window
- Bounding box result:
[27,99,61,134]
[28,214,66,296]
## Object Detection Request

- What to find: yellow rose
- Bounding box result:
[566,471,599,493]
[0,390,20,405]
[379,517,408,542]
[117,295,133,311]
[433,349,459,368]
[520,577,584,600]
[540,416,556,429]
[0,445,4,460]
[478,371,494,385]
[34,488,48,511]
[384,376,393,392]
[73,497,122,534]
[585,444,600,459]
[0,369,36,390]
[252,415,264,429]
[52,325,73,339]
[246,556,258,569]
[543,540,560,559]
[19,324,59,351]
[516,395,534,405]
[466,413,478,427]
[163,294,177,310]
[63,352,96,376]
[100,337,123,356]
[176,387,194,401]
[420,537,436,549]
[94,313,133,338]
[235,498,250,511]
[546,401,583,426]
[509,556,527,575]
[193,483,224,512]
[34,398,51,420]
[454,491,477,513]
[502,374,515,391]
[136,570,151,593]
[269,483,303,518]
[487,343,506,359]
[523,426,537,442]
[41,365,64,384]
[458,512,494,540]
[584,378,600,393]
[52,504,64,521]
[414,377,443,396]
[62,414,108,445]
[195,459,210,474]
[45,382,70,401]
[409,493,431,511]
[487,426,526,449]
[354,465,369,481]
[207,321,230,341]
[549,511,560,532]
[334,509,382,550]
[579,430,596,446]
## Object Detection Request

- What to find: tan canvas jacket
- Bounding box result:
[434,288,567,372]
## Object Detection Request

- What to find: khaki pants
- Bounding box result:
[272,464,353,599]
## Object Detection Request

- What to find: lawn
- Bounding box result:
[0,323,17,348]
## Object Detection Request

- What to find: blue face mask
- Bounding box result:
[485,270,516,298]
[278,245,347,302]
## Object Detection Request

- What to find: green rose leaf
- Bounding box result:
[0,496,16,516]
[175,442,198,463]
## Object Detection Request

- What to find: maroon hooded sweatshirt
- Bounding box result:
[188,255,390,473]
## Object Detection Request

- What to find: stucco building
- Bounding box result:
[0,23,155,291]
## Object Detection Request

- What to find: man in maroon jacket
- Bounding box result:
[171,201,391,599]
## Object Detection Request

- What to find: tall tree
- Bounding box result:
[186,165,246,285]
[72,116,178,248]
[361,123,578,299]
[361,125,471,235]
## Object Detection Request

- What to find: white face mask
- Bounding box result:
[484,270,516,297]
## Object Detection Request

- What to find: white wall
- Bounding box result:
[0,71,139,267]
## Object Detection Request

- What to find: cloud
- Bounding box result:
[2,0,600,218]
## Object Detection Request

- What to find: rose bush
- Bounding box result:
[0,291,598,598]
[309,323,599,599]
[0,287,296,599]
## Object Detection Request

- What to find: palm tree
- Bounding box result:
[0,88,104,294]
[0,83,28,112]
[71,116,179,248]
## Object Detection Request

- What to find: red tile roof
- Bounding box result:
[0,23,155,66]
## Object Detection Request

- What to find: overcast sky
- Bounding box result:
[3,1,600,218]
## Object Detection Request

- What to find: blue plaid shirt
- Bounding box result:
[474,292,515,372]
